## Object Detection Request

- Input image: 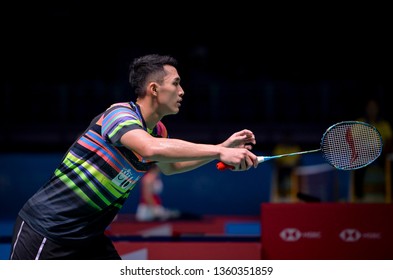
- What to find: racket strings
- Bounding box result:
[321,122,383,170]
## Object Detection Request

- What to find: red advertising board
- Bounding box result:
[261,203,393,259]
[114,241,261,260]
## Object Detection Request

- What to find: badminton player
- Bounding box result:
[9,54,258,259]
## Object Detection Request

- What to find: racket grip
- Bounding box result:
[216,162,234,171]
[216,156,265,171]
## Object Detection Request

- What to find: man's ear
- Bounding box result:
[149,83,158,96]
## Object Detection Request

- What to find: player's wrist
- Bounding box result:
[214,145,223,161]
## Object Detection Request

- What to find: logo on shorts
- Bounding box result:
[112,168,140,190]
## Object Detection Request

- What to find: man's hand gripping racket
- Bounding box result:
[217,121,383,171]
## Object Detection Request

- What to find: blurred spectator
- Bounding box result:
[354,98,393,201]
[136,165,180,221]
[272,133,302,199]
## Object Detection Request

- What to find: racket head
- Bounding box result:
[320,121,383,170]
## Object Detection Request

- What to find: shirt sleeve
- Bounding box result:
[101,105,143,145]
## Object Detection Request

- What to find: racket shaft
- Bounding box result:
[260,149,321,162]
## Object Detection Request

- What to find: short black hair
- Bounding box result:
[128,54,178,98]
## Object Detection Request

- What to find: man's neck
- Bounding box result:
[135,100,161,130]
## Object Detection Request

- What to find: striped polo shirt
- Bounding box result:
[19,101,168,243]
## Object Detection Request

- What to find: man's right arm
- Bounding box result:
[120,129,258,174]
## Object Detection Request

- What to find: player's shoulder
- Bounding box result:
[104,102,136,115]
[108,102,132,110]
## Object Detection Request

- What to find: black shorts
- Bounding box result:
[9,215,121,260]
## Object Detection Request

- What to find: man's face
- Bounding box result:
[155,65,184,116]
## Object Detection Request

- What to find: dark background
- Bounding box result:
[1,5,391,153]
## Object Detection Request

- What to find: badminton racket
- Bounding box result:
[217,121,383,171]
